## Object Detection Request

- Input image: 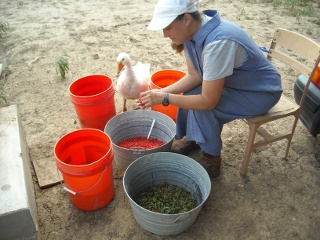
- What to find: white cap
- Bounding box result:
[148,0,202,31]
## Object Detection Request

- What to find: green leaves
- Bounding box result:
[55,54,69,80]
[135,183,198,214]
[0,21,9,38]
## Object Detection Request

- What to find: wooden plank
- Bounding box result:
[269,50,312,76]
[274,28,320,61]
[32,157,63,189]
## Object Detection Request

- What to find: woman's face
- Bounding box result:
[162,14,192,45]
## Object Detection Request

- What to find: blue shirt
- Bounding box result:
[184,10,282,92]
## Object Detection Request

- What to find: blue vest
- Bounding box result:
[184,10,282,92]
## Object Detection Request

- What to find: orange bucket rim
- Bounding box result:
[54,128,113,169]
[69,74,114,99]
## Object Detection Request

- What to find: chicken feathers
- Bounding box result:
[116,52,150,111]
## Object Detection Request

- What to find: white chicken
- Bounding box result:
[116,52,151,112]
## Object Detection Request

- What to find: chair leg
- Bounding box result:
[241,123,259,176]
[284,115,299,159]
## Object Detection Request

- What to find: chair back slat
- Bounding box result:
[269,50,312,76]
[271,28,320,62]
[266,28,320,109]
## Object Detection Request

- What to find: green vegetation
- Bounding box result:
[135,183,197,214]
[0,21,9,38]
[0,21,9,107]
[16,1,23,7]
[55,54,69,80]
[0,84,7,107]
[244,0,320,24]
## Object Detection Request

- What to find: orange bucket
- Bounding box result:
[69,75,116,131]
[150,70,186,122]
[54,129,114,211]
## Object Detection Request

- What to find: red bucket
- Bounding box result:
[54,129,114,211]
[150,70,185,122]
[69,75,116,131]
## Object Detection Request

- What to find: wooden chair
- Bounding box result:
[240,28,320,176]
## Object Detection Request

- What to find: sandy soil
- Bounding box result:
[1,0,320,239]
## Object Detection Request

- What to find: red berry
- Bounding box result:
[117,136,165,150]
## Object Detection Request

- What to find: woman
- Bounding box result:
[138,0,282,178]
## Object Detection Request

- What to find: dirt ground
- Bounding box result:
[1,0,320,239]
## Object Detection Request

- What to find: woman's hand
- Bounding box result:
[137,90,165,109]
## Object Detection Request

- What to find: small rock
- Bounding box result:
[25,57,39,66]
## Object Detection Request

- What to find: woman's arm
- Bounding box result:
[139,59,225,110]
[161,59,203,94]
[162,77,224,110]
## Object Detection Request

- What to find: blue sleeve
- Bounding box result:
[203,39,248,81]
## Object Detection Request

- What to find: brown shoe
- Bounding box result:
[198,151,222,178]
[171,137,200,155]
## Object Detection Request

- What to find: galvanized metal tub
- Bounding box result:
[104,110,176,171]
[123,152,211,235]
